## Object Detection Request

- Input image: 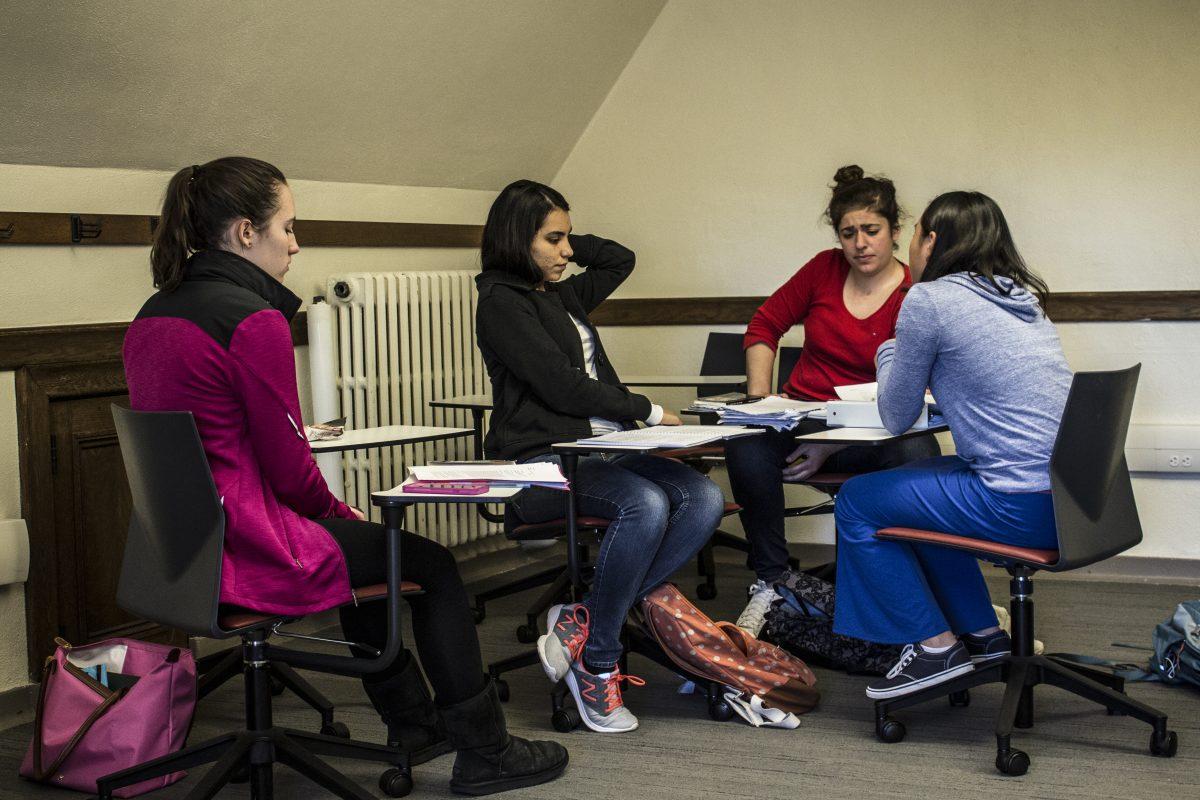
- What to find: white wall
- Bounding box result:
[0,163,496,690]
[554,0,1200,560]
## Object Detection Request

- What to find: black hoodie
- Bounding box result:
[474,234,654,461]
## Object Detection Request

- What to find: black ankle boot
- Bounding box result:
[362,655,453,766]
[439,678,569,796]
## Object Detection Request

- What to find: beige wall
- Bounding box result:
[0,163,495,690]
[553,0,1200,559]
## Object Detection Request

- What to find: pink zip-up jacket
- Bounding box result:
[123,249,357,616]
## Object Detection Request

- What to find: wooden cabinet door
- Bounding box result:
[20,362,182,674]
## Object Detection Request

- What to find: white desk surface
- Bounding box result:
[429,393,493,410]
[552,428,762,455]
[373,477,521,505]
[309,425,473,453]
[622,375,745,387]
[794,423,948,445]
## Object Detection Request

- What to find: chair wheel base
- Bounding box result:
[996,748,1030,776]
[708,696,734,721]
[380,767,414,797]
[552,707,581,732]
[320,721,350,738]
[516,623,539,643]
[269,675,285,696]
[876,716,906,743]
[695,583,717,600]
[1151,729,1178,757]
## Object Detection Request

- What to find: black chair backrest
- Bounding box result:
[1048,365,1142,571]
[776,346,802,394]
[112,406,227,637]
[697,332,748,398]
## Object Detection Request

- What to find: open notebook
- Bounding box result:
[574,425,761,449]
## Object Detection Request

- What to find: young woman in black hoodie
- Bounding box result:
[475,180,724,734]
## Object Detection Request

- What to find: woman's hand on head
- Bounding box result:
[781,443,845,481]
[659,411,683,426]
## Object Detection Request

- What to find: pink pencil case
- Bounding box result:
[402,480,489,495]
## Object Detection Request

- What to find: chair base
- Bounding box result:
[872,653,1177,774]
[198,650,342,734]
[96,727,410,800]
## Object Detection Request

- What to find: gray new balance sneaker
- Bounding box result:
[866,642,974,699]
[736,579,781,636]
[563,659,645,734]
[538,603,589,683]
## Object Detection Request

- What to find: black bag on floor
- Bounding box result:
[763,572,902,676]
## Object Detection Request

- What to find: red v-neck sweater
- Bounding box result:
[744,248,912,401]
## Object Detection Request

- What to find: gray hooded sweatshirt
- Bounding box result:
[874,273,1072,493]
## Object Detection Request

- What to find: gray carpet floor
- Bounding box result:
[2,554,1197,799]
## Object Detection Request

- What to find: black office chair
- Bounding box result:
[98,408,420,800]
[870,365,1178,776]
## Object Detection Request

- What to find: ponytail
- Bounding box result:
[149,157,287,292]
[150,166,198,292]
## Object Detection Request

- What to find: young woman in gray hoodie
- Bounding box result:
[831,191,1073,700]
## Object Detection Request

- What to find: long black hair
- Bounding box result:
[824,164,903,250]
[151,156,287,292]
[917,191,1049,306]
[481,179,570,284]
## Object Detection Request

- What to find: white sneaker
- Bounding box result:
[736,579,780,636]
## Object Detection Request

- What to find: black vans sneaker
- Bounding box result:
[866,642,974,699]
[962,630,1012,664]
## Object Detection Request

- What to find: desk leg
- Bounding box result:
[561,453,582,602]
[471,409,485,457]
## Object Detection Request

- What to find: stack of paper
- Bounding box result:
[574,425,760,449]
[409,462,569,489]
[716,397,825,431]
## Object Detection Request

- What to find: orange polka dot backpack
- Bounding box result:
[641,584,820,720]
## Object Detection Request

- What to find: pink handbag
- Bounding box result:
[20,637,197,797]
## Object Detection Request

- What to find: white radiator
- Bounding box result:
[320,270,497,545]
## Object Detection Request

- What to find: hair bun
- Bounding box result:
[833,164,865,187]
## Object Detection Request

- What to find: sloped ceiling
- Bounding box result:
[0,0,665,189]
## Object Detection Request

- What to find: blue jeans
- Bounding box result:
[725,419,941,582]
[832,455,1058,645]
[512,453,725,669]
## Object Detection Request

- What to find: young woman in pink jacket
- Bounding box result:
[123,156,566,796]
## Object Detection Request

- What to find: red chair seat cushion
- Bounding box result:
[219,581,422,631]
[722,501,741,515]
[875,527,1059,566]
[510,516,613,541]
[657,444,726,460]
[786,472,854,488]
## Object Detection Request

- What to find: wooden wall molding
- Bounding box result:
[0,211,482,248]
[2,291,1196,372]
[589,290,1200,326]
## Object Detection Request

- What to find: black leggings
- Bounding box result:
[317,518,485,705]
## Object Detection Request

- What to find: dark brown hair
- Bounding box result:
[917,191,1049,307]
[151,156,287,292]
[481,179,571,284]
[824,164,903,249]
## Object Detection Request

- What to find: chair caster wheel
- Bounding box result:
[696,583,717,600]
[552,707,581,732]
[516,623,539,643]
[320,721,350,738]
[1150,729,1178,757]
[269,675,285,696]
[472,607,486,625]
[379,767,414,797]
[949,690,970,707]
[876,716,906,743]
[495,679,510,702]
[995,748,1030,776]
[708,696,734,721]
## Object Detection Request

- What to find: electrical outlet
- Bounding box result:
[1157,450,1200,472]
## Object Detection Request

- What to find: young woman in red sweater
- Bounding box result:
[726,165,939,635]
